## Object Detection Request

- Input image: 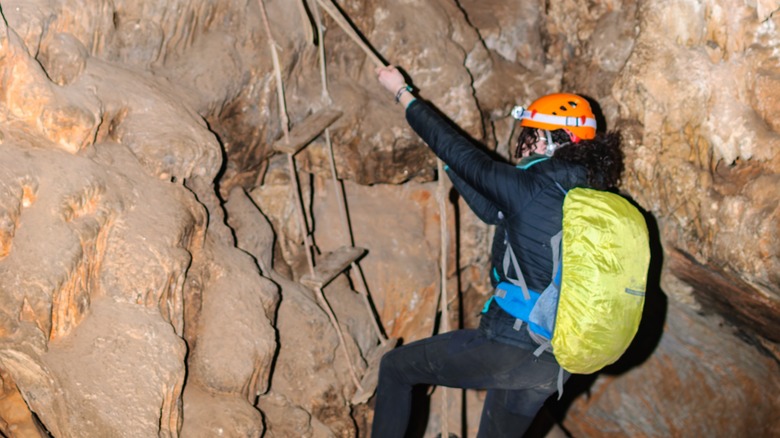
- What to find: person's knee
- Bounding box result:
[378,350,405,384]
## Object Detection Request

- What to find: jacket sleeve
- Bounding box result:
[406,99,536,214]
[446,167,501,224]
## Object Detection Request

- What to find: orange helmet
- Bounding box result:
[511,93,597,141]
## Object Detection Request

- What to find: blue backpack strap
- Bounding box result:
[493,282,538,332]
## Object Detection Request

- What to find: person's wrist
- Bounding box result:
[394,84,413,103]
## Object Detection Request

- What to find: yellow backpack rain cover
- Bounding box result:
[552,188,650,374]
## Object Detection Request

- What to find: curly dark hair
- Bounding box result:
[515,128,571,158]
[515,127,624,190]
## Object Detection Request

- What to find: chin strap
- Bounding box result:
[544,130,557,156]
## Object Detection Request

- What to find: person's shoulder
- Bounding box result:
[535,158,588,188]
[515,155,550,170]
[520,156,575,173]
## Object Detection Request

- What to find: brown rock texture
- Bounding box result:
[0,0,778,437]
[563,304,779,437]
[1,0,279,435]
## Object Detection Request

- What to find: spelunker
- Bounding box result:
[371,65,624,437]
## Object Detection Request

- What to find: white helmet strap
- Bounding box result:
[544,130,557,156]
[511,105,597,130]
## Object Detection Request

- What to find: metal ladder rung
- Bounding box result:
[273,108,343,155]
[300,246,367,289]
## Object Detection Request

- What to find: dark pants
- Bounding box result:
[371,328,566,437]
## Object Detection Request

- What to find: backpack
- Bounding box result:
[494,185,650,376]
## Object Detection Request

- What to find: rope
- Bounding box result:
[286,154,315,276]
[260,0,364,397]
[311,0,331,101]
[313,0,386,344]
[313,0,386,68]
[258,0,290,144]
[258,0,315,276]
[296,0,314,45]
[311,0,455,425]
[310,0,352,247]
[315,286,364,391]
[435,159,450,438]
[323,130,353,245]
[351,261,386,343]
[271,0,455,422]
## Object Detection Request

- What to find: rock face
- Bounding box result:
[0,1,279,435]
[0,0,778,437]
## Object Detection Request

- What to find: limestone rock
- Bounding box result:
[224,187,276,274]
[0,25,100,155]
[181,385,264,438]
[187,233,279,399]
[311,176,448,343]
[0,0,778,436]
[37,33,88,86]
[234,264,365,436]
[231,182,375,435]
[0,368,49,436]
[41,299,187,437]
[563,304,780,437]
[0,1,277,435]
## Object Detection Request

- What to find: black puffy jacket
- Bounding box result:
[406,99,588,347]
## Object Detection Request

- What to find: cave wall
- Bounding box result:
[0,0,778,436]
